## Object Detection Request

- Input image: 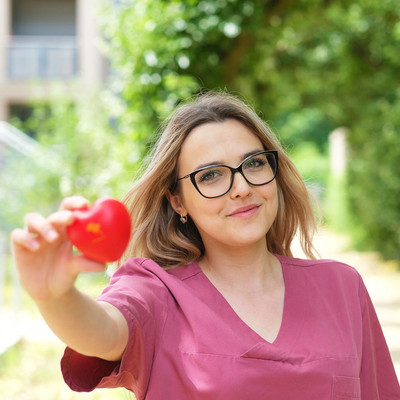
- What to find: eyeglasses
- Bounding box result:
[176,150,278,199]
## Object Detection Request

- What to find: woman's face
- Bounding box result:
[169,119,278,252]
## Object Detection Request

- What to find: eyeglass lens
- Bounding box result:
[194,152,277,198]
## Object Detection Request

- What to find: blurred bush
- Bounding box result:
[2,0,399,261]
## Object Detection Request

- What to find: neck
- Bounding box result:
[199,241,281,293]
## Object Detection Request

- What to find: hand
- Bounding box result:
[11,196,106,303]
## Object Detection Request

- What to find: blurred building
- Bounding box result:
[0,0,107,122]
[0,1,109,353]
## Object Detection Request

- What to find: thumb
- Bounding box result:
[74,255,108,273]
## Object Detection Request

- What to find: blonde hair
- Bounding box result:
[120,91,318,268]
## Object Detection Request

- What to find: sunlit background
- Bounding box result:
[0,0,399,398]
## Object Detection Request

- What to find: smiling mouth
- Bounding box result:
[228,205,260,218]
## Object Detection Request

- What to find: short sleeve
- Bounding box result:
[61,258,170,397]
[359,276,400,399]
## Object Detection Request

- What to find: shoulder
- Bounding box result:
[277,254,359,273]
[112,258,199,282]
[276,254,362,287]
[277,256,367,311]
[108,258,202,298]
[102,259,206,322]
[102,258,177,312]
[100,259,195,330]
[113,257,166,276]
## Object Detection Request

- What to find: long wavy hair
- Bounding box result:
[120,91,318,268]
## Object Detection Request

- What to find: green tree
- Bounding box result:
[99,0,400,259]
[5,0,399,260]
[1,91,132,230]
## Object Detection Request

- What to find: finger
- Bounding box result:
[24,213,59,243]
[11,228,41,252]
[74,255,107,273]
[48,210,75,227]
[59,196,89,211]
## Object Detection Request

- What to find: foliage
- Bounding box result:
[1,90,133,231]
[97,0,201,156]
[321,1,400,259]
[3,0,399,259]
[0,338,128,399]
[97,0,400,259]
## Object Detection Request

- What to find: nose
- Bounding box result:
[229,171,252,198]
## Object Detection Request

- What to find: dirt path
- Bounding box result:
[293,229,400,377]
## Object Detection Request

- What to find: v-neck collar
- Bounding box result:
[192,255,306,355]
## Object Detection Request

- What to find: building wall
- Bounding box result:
[0,0,106,121]
[0,0,12,120]
[12,0,76,36]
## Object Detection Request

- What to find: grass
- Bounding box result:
[0,269,134,400]
[0,336,132,400]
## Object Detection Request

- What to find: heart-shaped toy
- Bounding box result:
[66,198,131,263]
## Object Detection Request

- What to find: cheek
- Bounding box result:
[260,181,278,201]
[180,185,214,216]
[260,183,279,218]
[181,189,224,227]
[188,199,222,221]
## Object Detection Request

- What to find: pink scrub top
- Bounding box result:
[61,255,400,399]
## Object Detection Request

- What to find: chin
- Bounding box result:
[227,230,268,247]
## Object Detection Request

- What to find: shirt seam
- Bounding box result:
[282,258,353,268]
[153,288,170,364]
[180,351,361,363]
[278,256,360,276]
[180,269,203,282]
[138,258,171,382]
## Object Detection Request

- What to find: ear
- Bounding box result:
[166,190,187,215]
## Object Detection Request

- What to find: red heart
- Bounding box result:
[66,198,131,263]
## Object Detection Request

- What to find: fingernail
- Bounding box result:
[30,240,40,250]
[46,230,58,241]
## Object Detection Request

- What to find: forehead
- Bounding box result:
[178,119,263,171]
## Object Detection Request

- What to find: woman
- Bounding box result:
[11,92,399,399]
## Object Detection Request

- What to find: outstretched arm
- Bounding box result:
[11,196,129,361]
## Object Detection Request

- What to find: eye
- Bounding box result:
[244,157,267,169]
[197,168,224,183]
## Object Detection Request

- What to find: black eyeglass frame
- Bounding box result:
[176,150,279,199]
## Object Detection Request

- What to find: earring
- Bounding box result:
[180,214,187,224]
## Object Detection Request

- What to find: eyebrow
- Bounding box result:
[193,148,264,170]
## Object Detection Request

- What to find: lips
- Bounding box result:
[228,204,260,218]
